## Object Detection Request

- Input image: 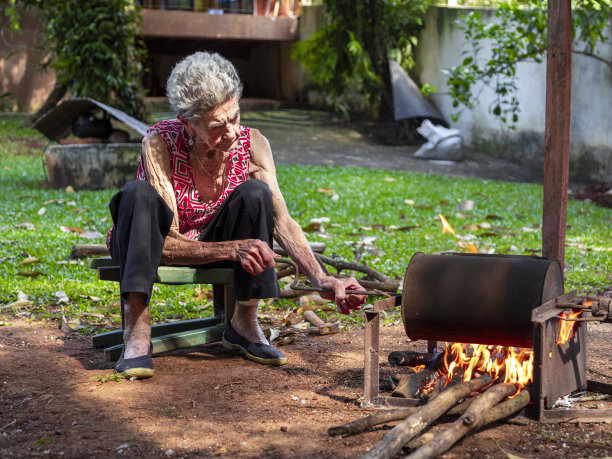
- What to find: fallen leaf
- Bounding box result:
[15,222,36,230]
[485,214,504,220]
[456,200,475,211]
[301,222,324,232]
[282,312,302,326]
[55,291,69,304]
[0,299,33,310]
[37,207,46,216]
[17,271,45,278]
[61,315,85,333]
[383,177,396,182]
[79,295,102,302]
[79,312,105,319]
[80,231,104,240]
[479,231,501,237]
[460,223,479,231]
[65,185,75,193]
[19,257,40,265]
[521,227,537,232]
[60,226,84,233]
[317,187,336,195]
[394,225,418,232]
[404,199,415,206]
[457,240,479,253]
[414,203,431,209]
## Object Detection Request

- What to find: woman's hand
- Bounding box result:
[316,276,367,315]
[234,239,278,275]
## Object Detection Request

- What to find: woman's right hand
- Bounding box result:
[234,239,278,275]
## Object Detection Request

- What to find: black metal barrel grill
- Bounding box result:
[401,252,564,348]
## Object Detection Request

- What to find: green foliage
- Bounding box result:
[446,0,612,127]
[292,0,431,116]
[5,0,147,119]
[1,115,610,332]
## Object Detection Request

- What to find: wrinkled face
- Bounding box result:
[183,96,241,152]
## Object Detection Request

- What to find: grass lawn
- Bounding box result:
[1,114,610,333]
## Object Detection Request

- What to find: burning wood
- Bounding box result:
[406,383,527,459]
[360,375,492,459]
[345,341,538,458]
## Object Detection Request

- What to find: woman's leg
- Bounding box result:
[199,179,280,344]
[109,180,173,359]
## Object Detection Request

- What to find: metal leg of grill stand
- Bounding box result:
[363,293,439,407]
[364,310,380,406]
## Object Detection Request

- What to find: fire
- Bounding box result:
[557,309,582,345]
[438,214,456,236]
[441,343,533,393]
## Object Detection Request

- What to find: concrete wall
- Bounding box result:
[0,11,56,113]
[414,6,612,182]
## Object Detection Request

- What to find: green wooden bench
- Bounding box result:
[89,257,235,362]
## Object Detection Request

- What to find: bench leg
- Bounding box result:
[212,283,236,324]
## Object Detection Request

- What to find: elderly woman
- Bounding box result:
[107,52,366,379]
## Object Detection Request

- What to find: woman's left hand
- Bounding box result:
[316,276,367,315]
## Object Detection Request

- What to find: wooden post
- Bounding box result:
[542,1,572,267]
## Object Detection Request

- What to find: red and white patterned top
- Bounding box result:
[106,119,251,248]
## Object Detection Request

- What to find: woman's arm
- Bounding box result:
[142,132,275,274]
[248,129,366,312]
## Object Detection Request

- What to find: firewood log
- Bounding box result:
[388,351,434,367]
[406,383,520,459]
[328,408,418,437]
[360,375,492,459]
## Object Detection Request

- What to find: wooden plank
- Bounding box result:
[87,256,114,269]
[155,266,234,284]
[96,265,234,285]
[542,1,572,267]
[104,323,226,361]
[92,316,223,348]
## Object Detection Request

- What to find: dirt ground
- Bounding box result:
[2,114,611,457]
[1,315,611,458]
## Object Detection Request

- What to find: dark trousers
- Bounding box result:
[108,179,280,304]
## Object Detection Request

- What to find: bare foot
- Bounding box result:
[123,292,151,358]
[230,300,268,345]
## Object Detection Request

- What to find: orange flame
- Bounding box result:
[440,343,533,394]
[557,309,582,345]
[438,214,456,236]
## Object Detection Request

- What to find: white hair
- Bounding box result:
[166,52,243,121]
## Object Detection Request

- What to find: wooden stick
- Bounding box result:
[392,370,436,399]
[360,375,492,459]
[69,243,109,259]
[478,388,530,427]
[388,351,434,367]
[406,383,519,459]
[328,408,418,437]
[328,389,491,439]
[315,253,389,282]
